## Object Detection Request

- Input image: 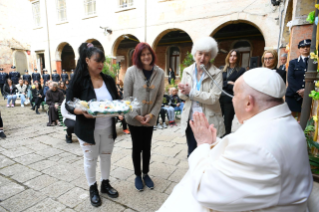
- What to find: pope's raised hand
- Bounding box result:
[189,112,217,146]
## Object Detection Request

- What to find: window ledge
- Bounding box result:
[115,6,136,13]
[56,21,68,25]
[33,26,43,30]
[82,14,98,20]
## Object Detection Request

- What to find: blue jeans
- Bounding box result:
[7,95,17,105]
[19,94,26,105]
[174,102,184,111]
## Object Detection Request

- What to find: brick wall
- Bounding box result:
[289,25,313,60]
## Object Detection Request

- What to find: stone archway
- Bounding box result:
[211,21,265,69]
[86,39,105,54]
[56,42,76,74]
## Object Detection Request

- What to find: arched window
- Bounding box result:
[15,51,28,74]
[169,47,180,76]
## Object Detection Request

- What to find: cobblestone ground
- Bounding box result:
[0,101,188,212]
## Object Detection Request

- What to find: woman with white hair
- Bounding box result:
[178,37,225,156]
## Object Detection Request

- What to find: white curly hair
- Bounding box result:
[191,37,219,60]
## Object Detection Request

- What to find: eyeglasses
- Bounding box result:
[264,57,274,61]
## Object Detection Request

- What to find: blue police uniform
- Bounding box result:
[52,73,60,82]
[0,71,8,96]
[285,56,308,112]
[70,72,74,81]
[32,72,41,83]
[42,74,50,85]
[61,73,69,82]
[9,71,20,84]
[23,74,31,84]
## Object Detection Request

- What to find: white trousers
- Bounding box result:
[78,129,114,186]
[163,106,175,121]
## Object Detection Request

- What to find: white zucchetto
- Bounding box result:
[243,68,286,98]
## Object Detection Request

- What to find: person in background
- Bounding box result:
[178,37,225,157]
[46,82,64,126]
[32,68,41,84]
[22,70,31,85]
[124,42,164,191]
[65,79,70,89]
[9,66,20,85]
[31,81,44,114]
[246,66,250,71]
[16,79,27,108]
[262,50,286,84]
[3,78,17,108]
[162,94,176,127]
[61,99,75,143]
[286,39,311,120]
[66,43,119,207]
[70,69,75,82]
[219,49,245,136]
[61,69,69,82]
[43,81,50,98]
[154,108,167,130]
[42,69,50,86]
[52,70,60,82]
[24,80,32,101]
[278,53,287,72]
[170,87,184,112]
[59,81,67,95]
[0,112,6,138]
[0,68,8,97]
[168,67,175,85]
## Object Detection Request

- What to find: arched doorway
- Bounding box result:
[61,44,75,73]
[15,51,28,74]
[211,22,265,69]
[112,35,140,80]
[153,29,193,79]
[86,39,105,54]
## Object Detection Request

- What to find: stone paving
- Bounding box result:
[0,100,188,212]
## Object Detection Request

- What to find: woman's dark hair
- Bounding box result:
[71,43,105,87]
[65,79,70,85]
[34,81,42,90]
[24,80,29,84]
[132,42,156,69]
[6,78,12,85]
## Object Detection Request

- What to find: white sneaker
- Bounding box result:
[157,123,163,129]
[163,123,167,128]
[153,126,157,130]
[21,104,24,107]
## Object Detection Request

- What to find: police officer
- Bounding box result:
[23,70,31,85]
[9,66,20,85]
[61,69,69,82]
[32,68,41,83]
[42,69,50,86]
[0,68,8,96]
[285,39,311,119]
[70,69,75,81]
[52,70,60,82]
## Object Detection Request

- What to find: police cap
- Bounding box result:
[298,39,311,48]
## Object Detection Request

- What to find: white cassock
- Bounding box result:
[157,103,313,212]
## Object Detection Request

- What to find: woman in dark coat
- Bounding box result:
[219,49,245,136]
[46,82,64,126]
[31,81,44,114]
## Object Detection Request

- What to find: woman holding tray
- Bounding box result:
[65,43,119,207]
[124,42,165,191]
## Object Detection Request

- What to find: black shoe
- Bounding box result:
[31,105,35,110]
[89,182,101,207]
[101,179,119,198]
[0,132,6,138]
[66,134,72,143]
[36,107,40,114]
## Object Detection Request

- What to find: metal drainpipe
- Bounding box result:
[144,0,147,42]
[300,0,319,130]
[277,0,285,53]
[44,0,52,73]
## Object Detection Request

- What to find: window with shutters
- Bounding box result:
[119,0,133,8]
[56,0,67,22]
[32,2,41,27]
[84,0,96,16]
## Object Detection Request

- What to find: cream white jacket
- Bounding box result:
[157,103,313,212]
[179,63,225,137]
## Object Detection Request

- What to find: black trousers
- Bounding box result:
[0,84,4,96]
[64,119,75,136]
[157,108,167,124]
[219,95,235,136]
[186,122,197,157]
[0,116,3,128]
[32,97,43,107]
[121,118,127,130]
[128,124,153,176]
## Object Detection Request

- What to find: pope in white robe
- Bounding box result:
[157,68,313,212]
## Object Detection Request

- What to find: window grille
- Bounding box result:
[119,0,133,8]
[84,0,96,16]
[56,0,67,22]
[32,2,41,27]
